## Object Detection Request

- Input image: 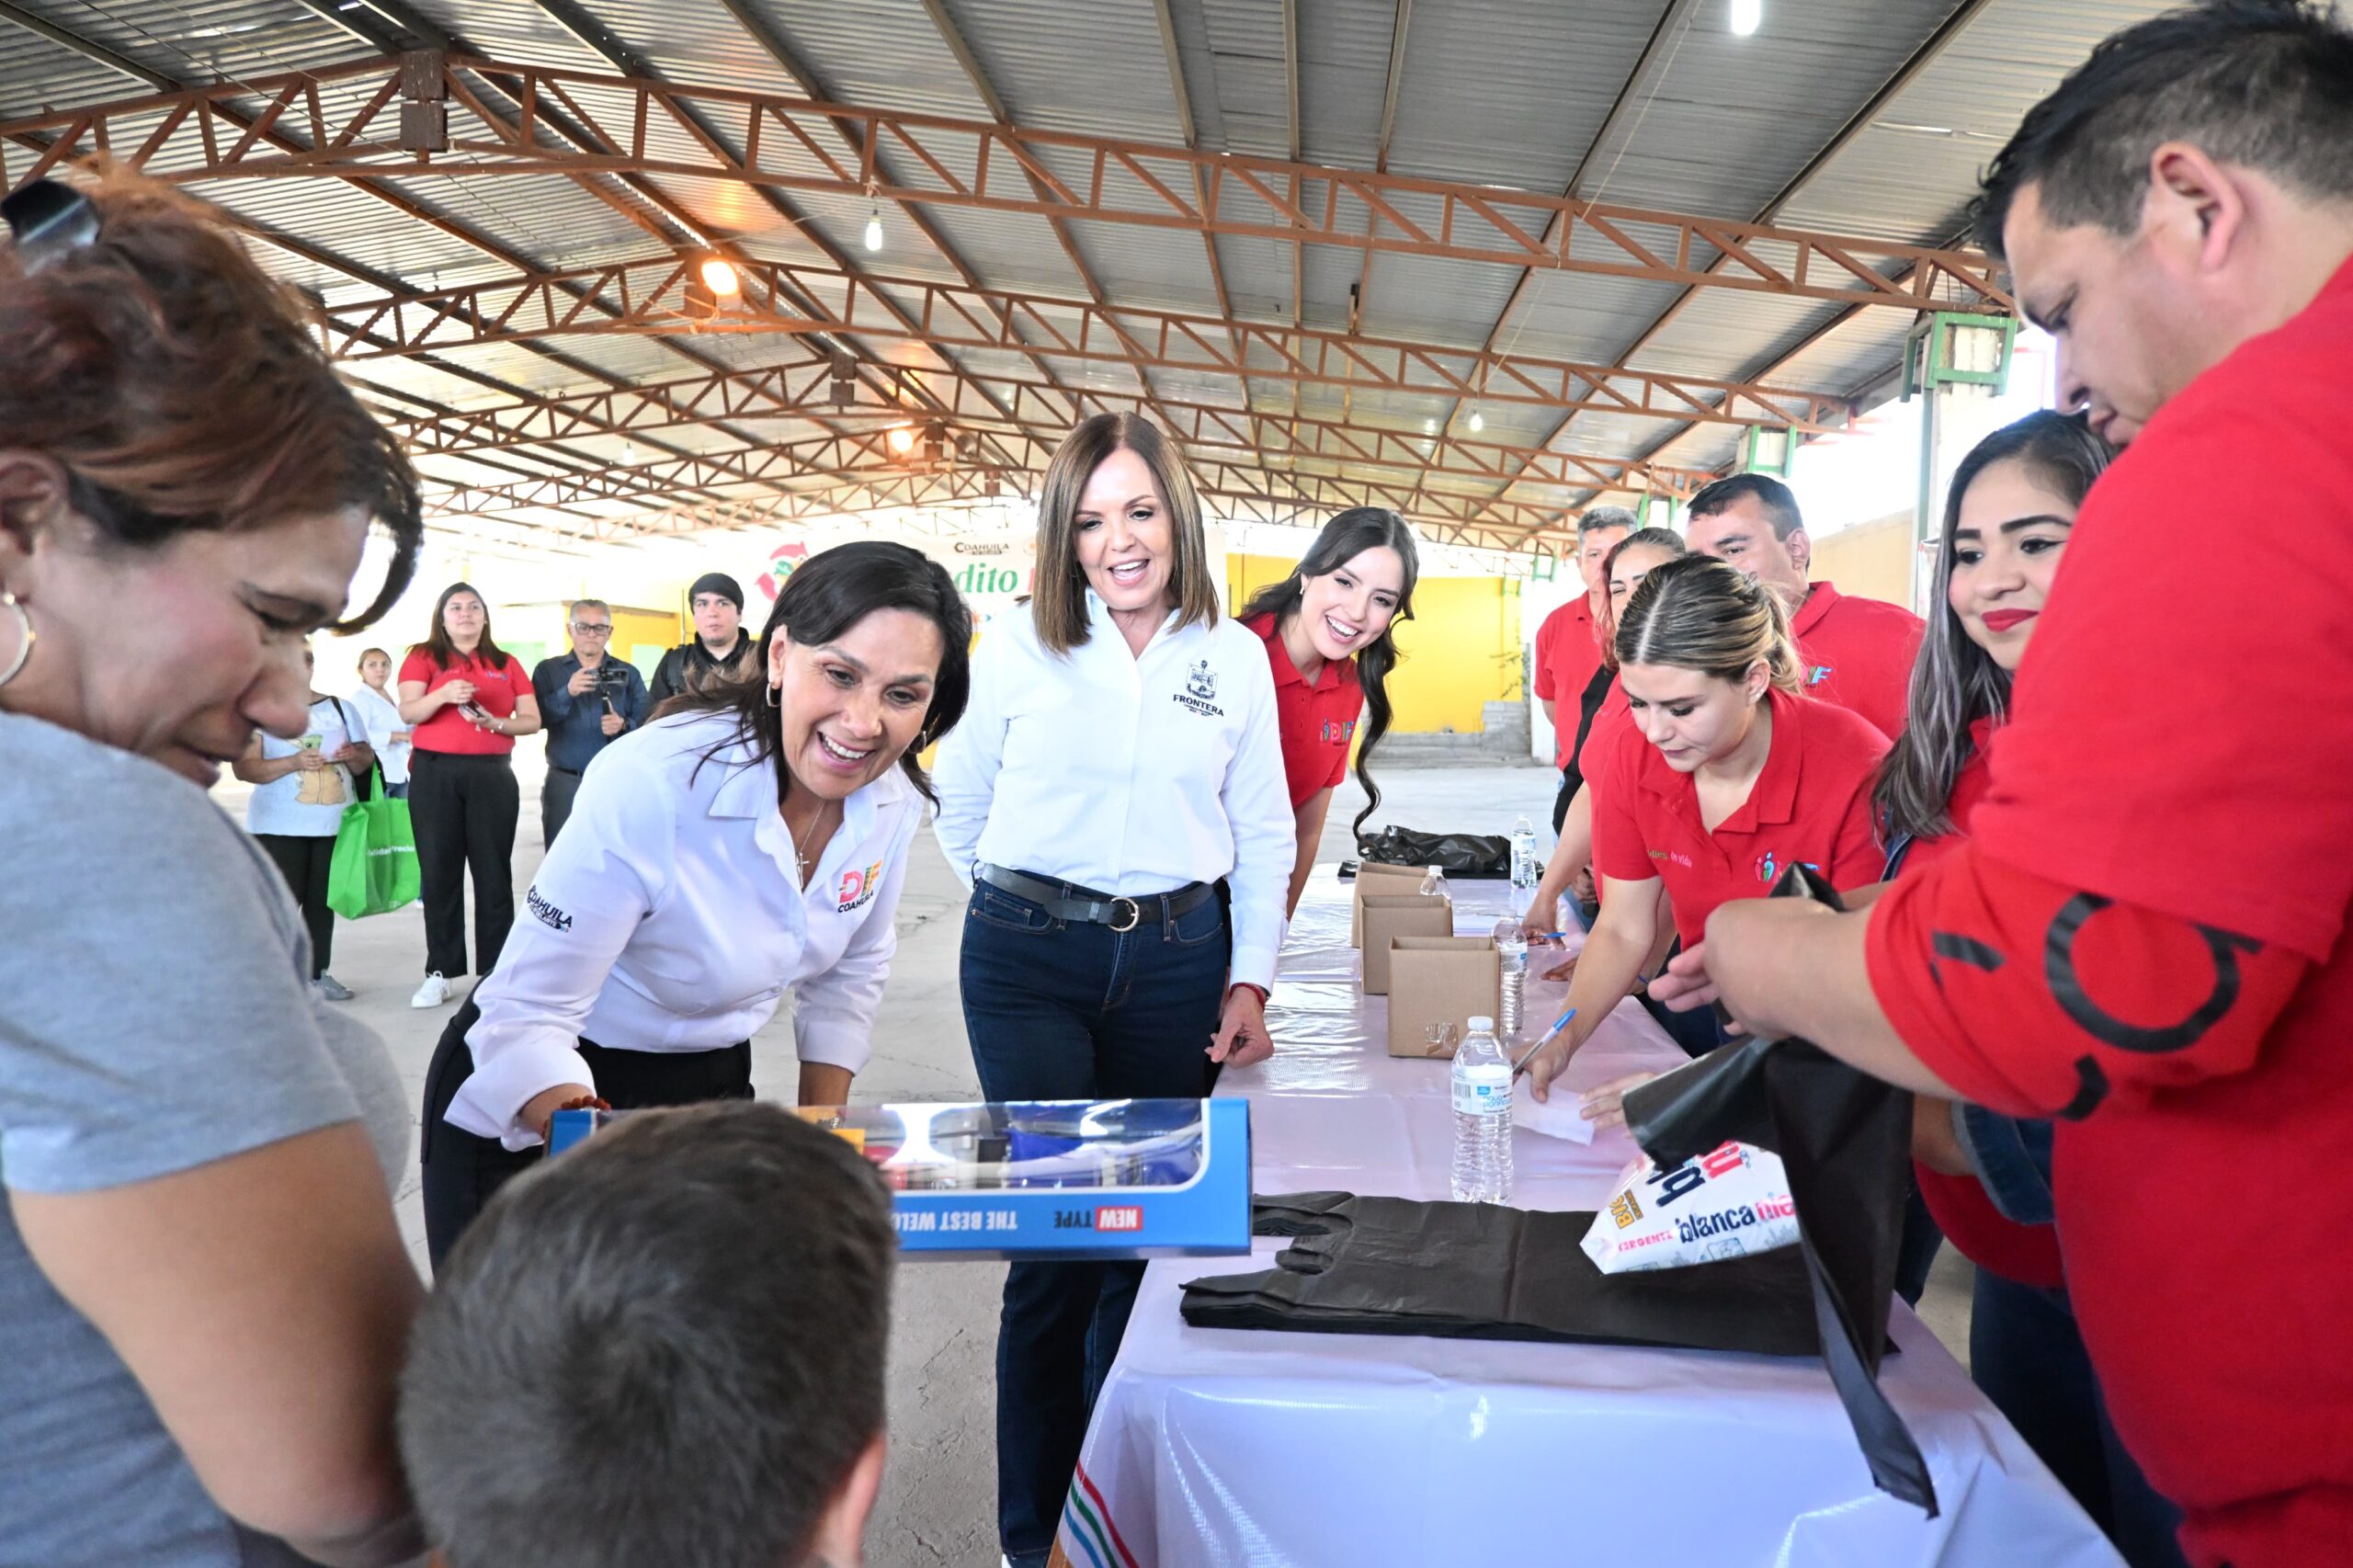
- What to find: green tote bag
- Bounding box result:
[327,762,420,918]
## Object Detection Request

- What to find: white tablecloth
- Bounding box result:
[1058,870,2121,1568]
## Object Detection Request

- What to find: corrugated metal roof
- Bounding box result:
[1381,0,1661,189]
[0,19,139,119]
[935,0,1188,141]
[0,0,2155,542]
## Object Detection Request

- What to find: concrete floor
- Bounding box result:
[210,751,1972,1567]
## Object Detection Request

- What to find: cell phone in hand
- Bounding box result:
[460,702,488,722]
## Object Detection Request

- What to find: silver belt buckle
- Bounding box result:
[1107,896,1142,933]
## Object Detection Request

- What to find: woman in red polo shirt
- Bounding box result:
[1524,555,1885,1096]
[1520,526,1686,940]
[398,582,541,1008]
[1239,506,1418,916]
[1873,412,2181,1567]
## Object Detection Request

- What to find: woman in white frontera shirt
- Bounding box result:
[345,646,411,798]
[932,411,1293,1568]
[418,541,971,1267]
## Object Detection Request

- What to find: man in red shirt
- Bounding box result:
[1669,10,2353,1565]
[1532,506,1633,829]
[1683,474,1923,739]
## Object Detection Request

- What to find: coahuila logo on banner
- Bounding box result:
[758,540,811,600]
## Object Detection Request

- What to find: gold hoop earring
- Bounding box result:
[0,591,33,689]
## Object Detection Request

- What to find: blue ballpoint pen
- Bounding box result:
[1509,1008,1578,1079]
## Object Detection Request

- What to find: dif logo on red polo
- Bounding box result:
[1096,1206,1143,1233]
[758,540,811,600]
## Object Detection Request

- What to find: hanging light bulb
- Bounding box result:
[863,201,884,253]
[1468,406,1485,434]
[699,256,741,296]
[1730,0,1762,36]
[621,440,637,466]
[888,425,916,455]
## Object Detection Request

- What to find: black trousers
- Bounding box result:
[418,994,754,1269]
[256,832,336,978]
[541,764,583,847]
[408,750,518,980]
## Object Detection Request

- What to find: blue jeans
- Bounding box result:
[1972,1270,2188,1568]
[961,878,1230,1568]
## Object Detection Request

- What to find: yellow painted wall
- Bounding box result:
[1224,555,1519,733]
[1811,511,1918,612]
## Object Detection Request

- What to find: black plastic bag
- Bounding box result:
[1183,1191,1850,1358]
[1356,824,1511,877]
[1620,866,1938,1517]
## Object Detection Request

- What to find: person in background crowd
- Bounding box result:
[1664,9,2353,1563]
[1520,526,1686,941]
[420,542,968,1266]
[932,413,1292,1568]
[1523,556,1887,1096]
[402,1103,894,1568]
[1237,506,1419,916]
[399,584,540,1010]
[1532,506,1636,832]
[1868,410,2184,1567]
[235,645,373,1002]
[529,597,646,846]
[1683,473,1923,740]
[347,646,411,799]
[0,169,425,1568]
[649,571,760,705]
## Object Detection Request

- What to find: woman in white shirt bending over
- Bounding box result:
[418,540,971,1267]
[932,412,1293,1568]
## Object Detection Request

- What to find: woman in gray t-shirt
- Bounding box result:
[0,172,426,1566]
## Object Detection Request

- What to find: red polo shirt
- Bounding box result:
[1899,718,2065,1292]
[1790,582,1923,740]
[1866,256,2353,1567]
[400,647,529,757]
[1589,687,1886,946]
[1245,612,1362,810]
[1533,596,1606,766]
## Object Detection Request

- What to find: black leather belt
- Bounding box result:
[975,864,1216,934]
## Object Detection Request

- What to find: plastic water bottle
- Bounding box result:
[1450,1016,1514,1204]
[1492,915,1528,1041]
[1418,865,1447,900]
[1509,815,1538,892]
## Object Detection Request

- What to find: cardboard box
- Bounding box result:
[1359,894,1455,994]
[550,1097,1253,1262]
[1349,861,1438,947]
[1387,937,1502,1057]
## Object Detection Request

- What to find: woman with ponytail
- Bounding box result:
[1238,507,1419,916]
[1524,556,1889,1097]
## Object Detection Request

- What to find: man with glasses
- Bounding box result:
[530,599,648,846]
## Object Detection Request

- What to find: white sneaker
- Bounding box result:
[410,972,454,1008]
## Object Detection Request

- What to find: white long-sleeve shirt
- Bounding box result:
[344,682,410,786]
[451,710,919,1149]
[931,593,1294,991]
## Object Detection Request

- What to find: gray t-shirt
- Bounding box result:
[0,713,411,1568]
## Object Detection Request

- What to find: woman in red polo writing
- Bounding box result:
[1525,555,1885,1097]
[1237,506,1419,916]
